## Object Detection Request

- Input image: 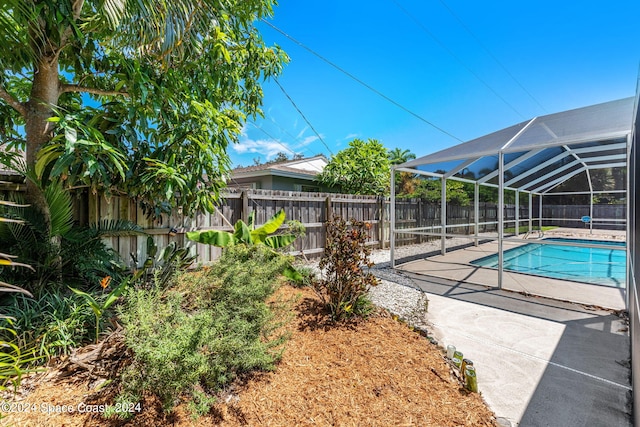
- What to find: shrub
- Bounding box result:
[116,245,291,415]
[0,290,95,358]
[313,216,379,320]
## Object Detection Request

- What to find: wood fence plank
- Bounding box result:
[7,188,622,265]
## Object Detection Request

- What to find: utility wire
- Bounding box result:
[265,113,318,152]
[247,120,325,173]
[247,120,298,156]
[273,78,334,155]
[261,19,465,143]
[390,0,527,120]
[437,0,547,113]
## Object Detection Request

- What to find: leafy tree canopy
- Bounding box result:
[400,178,471,206]
[0,0,287,219]
[388,147,417,195]
[318,139,390,196]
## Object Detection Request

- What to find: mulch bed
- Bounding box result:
[1,285,496,426]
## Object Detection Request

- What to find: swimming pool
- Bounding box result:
[470,238,626,287]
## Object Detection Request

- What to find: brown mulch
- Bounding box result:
[1,285,496,427]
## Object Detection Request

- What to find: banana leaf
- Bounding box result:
[186,230,234,247]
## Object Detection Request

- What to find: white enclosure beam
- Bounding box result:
[498,152,504,289]
[478,148,545,184]
[390,167,396,268]
[441,176,447,255]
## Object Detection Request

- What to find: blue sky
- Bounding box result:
[230,0,639,167]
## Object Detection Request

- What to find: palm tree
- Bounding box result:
[388,148,417,166]
[388,148,417,195]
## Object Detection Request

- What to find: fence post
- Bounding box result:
[241,191,249,223]
[418,198,423,244]
[378,196,385,249]
[325,195,332,221]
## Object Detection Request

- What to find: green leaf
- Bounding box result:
[263,234,297,249]
[248,210,255,230]
[102,280,129,310]
[255,209,286,235]
[34,144,62,179]
[65,127,77,148]
[283,265,304,283]
[68,287,101,317]
[250,229,268,244]
[146,236,157,258]
[44,182,74,237]
[186,230,234,247]
[233,220,252,244]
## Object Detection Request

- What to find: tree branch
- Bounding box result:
[59,84,129,98]
[0,86,27,118]
[59,0,85,49]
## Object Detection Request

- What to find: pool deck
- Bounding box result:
[397,228,627,310]
[393,228,630,426]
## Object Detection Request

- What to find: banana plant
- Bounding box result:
[186,209,298,249]
[187,209,303,282]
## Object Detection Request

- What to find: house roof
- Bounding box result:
[230,155,327,181]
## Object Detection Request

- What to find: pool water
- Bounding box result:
[470,238,626,287]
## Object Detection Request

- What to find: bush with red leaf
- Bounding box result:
[313,215,379,320]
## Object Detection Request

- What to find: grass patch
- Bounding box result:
[504,225,557,234]
[0,290,95,358]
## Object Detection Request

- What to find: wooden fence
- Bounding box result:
[82,189,538,266]
[81,189,388,266]
[542,204,626,229]
[1,186,627,266]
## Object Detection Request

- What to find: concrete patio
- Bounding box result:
[392,230,631,426]
[392,272,631,426]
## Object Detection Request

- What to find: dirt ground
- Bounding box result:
[1,285,497,427]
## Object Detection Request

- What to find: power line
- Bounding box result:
[264,113,316,150]
[261,19,465,143]
[247,120,298,156]
[437,0,547,113]
[390,0,527,120]
[246,120,325,173]
[273,78,334,155]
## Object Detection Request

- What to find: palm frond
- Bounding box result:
[0,1,43,71]
[90,219,146,237]
[0,281,32,297]
[44,183,74,238]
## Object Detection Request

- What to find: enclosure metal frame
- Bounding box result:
[390,98,633,296]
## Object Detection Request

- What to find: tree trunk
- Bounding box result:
[24,55,60,235]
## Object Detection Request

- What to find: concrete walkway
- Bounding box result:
[399,273,631,426]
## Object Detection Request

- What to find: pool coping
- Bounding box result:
[469,237,626,288]
[396,238,627,311]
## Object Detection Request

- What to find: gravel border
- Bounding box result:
[300,237,478,338]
